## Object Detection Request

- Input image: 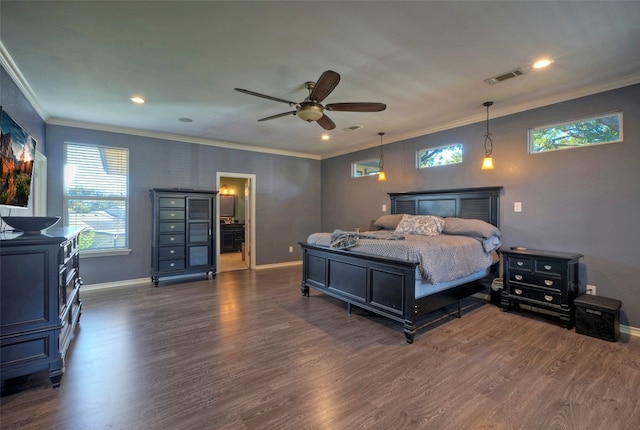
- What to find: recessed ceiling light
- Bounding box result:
[532,59,553,69]
[178,117,193,123]
[130,96,145,104]
[321,134,330,141]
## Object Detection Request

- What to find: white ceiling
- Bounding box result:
[1,1,639,159]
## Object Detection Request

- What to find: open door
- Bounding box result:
[216,172,256,273]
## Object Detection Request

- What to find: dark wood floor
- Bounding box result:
[2,266,640,429]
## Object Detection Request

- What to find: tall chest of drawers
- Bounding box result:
[1,227,83,388]
[150,189,217,287]
[499,248,583,328]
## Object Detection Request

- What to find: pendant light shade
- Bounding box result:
[481,101,495,170]
[377,132,387,181]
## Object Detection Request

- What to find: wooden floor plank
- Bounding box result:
[2,266,640,429]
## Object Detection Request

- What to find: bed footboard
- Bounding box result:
[300,242,492,343]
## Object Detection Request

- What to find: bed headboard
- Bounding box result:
[389,187,503,227]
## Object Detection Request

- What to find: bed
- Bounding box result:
[299,187,502,343]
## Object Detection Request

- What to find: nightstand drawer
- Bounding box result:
[509,272,562,291]
[159,222,185,233]
[159,209,185,221]
[509,257,532,271]
[534,259,562,276]
[510,286,561,306]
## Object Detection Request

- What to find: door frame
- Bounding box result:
[216,172,256,271]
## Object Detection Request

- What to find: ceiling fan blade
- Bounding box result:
[309,70,340,103]
[325,102,387,112]
[257,111,297,122]
[235,88,298,106]
[316,114,336,130]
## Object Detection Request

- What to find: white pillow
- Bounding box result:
[394,214,444,236]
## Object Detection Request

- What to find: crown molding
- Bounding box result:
[0,40,49,121]
[46,118,321,160]
[322,72,640,159]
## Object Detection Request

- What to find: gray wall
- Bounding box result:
[322,84,640,328]
[44,125,321,284]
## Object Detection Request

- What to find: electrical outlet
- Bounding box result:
[382,204,387,212]
[288,246,293,253]
[586,284,596,295]
[514,202,522,212]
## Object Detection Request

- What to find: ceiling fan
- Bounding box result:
[234,70,386,130]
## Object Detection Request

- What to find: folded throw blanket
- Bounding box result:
[330,229,405,250]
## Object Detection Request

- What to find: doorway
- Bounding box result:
[216,172,256,273]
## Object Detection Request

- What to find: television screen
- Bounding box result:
[1,108,37,208]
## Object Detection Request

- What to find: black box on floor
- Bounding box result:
[574,294,621,342]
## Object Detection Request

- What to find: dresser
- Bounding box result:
[220,223,244,253]
[150,189,217,287]
[500,248,583,328]
[1,227,83,388]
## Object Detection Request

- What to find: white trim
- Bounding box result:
[47,118,321,161]
[0,41,48,121]
[82,277,150,291]
[80,248,132,258]
[620,324,640,338]
[255,261,302,270]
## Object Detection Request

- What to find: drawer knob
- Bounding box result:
[544,280,554,286]
[544,264,552,270]
[171,200,176,205]
[514,288,522,295]
[170,237,175,241]
[515,274,523,281]
[517,261,523,266]
[544,294,553,302]
[170,225,175,229]
[170,250,175,254]
[170,263,175,267]
[171,213,175,217]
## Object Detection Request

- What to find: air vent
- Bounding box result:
[484,68,525,85]
[343,124,363,131]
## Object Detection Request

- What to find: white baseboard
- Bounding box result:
[255,260,302,270]
[83,277,151,291]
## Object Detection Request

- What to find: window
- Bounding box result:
[64,143,129,252]
[417,144,463,168]
[352,158,381,177]
[529,112,622,153]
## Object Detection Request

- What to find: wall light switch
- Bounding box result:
[382,204,387,212]
[514,202,522,212]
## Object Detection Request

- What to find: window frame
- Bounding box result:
[528,111,623,154]
[416,143,464,169]
[351,158,381,178]
[64,142,131,257]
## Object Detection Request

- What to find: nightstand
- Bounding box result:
[499,248,583,328]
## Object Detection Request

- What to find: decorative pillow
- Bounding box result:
[394,214,444,236]
[373,213,405,230]
[443,217,500,239]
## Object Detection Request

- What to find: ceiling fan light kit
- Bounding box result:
[235,70,386,130]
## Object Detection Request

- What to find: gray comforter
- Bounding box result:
[307,231,499,284]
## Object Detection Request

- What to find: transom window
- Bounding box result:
[352,158,381,177]
[529,112,622,153]
[64,143,129,252]
[417,144,463,169]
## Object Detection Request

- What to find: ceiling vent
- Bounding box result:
[484,68,525,85]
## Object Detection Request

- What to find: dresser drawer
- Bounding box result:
[509,271,562,291]
[159,234,185,246]
[159,259,185,272]
[159,246,185,259]
[159,197,185,209]
[159,209,185,221]
[159,221,185,233]
[510,286,562,306]
[509,257,532,271]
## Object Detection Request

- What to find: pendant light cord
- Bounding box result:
[483,102,494,157]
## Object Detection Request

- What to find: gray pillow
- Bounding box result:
[443,217,500,238]
[373,213,405,230]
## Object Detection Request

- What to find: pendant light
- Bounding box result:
[481,101,495,170]
[377,132,387,181]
